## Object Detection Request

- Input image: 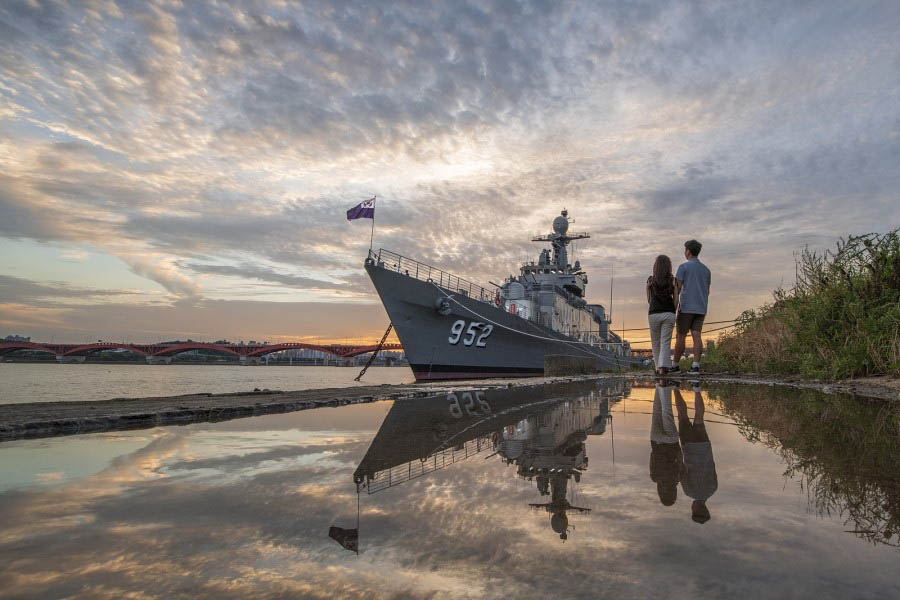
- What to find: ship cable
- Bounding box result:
[354,322,394,382]
[430,283,627,368]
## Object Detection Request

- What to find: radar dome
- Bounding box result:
[505,281,525,300]
[551,512,569,537]
[553,214,569,235]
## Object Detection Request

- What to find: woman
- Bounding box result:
[650,382,682,506]
[647,255,678,375]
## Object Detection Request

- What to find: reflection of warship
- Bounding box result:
[365,210,636,381]
[497,395,613,540]
[352,380,625,539]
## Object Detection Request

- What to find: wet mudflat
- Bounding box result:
[0,379,898,599]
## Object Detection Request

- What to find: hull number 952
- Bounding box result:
[448,319,493,347]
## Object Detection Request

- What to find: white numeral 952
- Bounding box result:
[448,319,493,347]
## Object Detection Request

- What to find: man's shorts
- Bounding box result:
[678,419,710,444]
[676,312,705,335]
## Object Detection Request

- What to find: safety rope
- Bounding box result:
[354,322,394,381]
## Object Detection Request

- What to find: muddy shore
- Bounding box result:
[0,375,606,442]
[2,372,898,443]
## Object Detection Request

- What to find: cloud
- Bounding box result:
[0,275,137,307]
[1,0,899,340]
[183,261,360,294]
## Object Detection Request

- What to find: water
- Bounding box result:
[1,380,898,599]
[0,364,415,404]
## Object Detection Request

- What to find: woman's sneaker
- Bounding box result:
[690,365,701,374]
[668,365,681,374]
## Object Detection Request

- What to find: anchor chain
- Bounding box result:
[354,323,394,381]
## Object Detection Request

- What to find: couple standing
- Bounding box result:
[646,240,711,375]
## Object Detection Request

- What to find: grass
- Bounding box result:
[701,229,900,380]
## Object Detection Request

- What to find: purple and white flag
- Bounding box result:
[346,197,375,220]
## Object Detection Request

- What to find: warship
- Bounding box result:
[365,209,634,381]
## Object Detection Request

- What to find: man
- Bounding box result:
[672,239,711,374]
[674,384,718,524]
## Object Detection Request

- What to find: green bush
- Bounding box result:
[708,229,900,380]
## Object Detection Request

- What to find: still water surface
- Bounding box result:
[0,364,415,404]
[1,380,898,598]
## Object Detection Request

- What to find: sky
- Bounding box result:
[1,0,899,345]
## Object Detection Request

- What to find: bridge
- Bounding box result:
[0,341,404,365]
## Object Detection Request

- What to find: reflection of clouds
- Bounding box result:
[1,391,900,598]
[33,471,64,483]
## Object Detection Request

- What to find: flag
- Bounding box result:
[329,525,359,553]
[346,197,375,220]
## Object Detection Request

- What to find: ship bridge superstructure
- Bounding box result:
[498,210,621,349]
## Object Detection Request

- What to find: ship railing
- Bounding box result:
[370,249,495,304]
[360,434,494,494]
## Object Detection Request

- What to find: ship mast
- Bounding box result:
[531,209,590,271]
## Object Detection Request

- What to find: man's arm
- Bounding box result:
[674,279,683,313]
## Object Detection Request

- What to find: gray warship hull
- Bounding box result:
[366,259,629,381]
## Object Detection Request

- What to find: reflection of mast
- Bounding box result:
[528,472,591,541]
[496,390,617,540]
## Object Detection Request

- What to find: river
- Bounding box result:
[0,363,415,404]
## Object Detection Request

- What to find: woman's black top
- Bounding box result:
[648,276,676,314]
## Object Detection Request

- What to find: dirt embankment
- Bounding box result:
[0,385,413,442]
[3,372,898,443]
[683,373,900,402]
[0,375,612,442]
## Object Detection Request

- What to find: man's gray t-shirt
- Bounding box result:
[675,258,711,315]
[681,441,718,502]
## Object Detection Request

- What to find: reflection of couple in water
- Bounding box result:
[650,382,718,523]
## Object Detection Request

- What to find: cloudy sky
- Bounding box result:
[1,0,898,344]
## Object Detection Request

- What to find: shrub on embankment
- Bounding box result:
[703,229,900,380]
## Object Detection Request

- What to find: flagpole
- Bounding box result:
[369,196,376,253]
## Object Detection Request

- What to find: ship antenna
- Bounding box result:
[609,264,614,324]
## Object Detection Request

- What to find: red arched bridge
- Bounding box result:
[0,341,403,364]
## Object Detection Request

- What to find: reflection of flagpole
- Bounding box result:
[356,488,360,556]
[610,413,615,479]
[369,196,376,252]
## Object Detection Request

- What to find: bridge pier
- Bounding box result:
[56,355,86,363]
[146,356,172,365]
[240,356,262,366]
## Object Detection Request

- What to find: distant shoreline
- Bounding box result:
[0,360,407,367]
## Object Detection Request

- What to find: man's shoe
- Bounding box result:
[668,365,681,374]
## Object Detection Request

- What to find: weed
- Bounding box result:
[704,229,900,380]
